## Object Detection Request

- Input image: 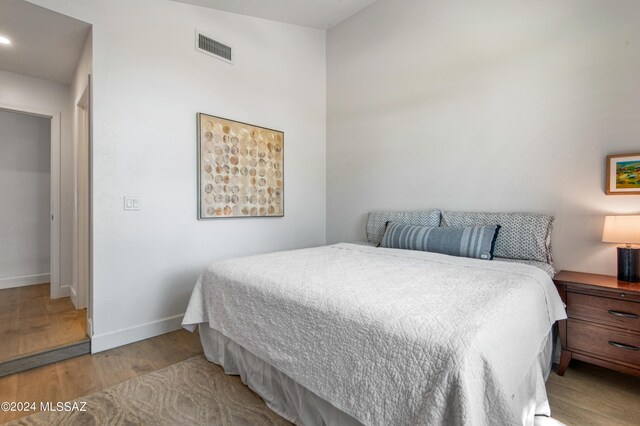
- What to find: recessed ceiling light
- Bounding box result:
[0,35,11,45]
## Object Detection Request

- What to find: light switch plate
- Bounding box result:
[124,196,141,211]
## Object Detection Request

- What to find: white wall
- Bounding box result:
[327,0,640,275]
[0,110,51,288]
[0,69,74,292]
[27,0,326,352]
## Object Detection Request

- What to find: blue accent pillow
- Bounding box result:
[380,222,501,260]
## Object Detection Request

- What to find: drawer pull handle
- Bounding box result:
[608,310,639,319]
[608,341,639,351]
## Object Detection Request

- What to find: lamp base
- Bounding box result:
[617,247,640,282]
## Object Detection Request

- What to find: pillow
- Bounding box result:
[380,222,501,260]
[440,211,554,263]
[366,210,441,246]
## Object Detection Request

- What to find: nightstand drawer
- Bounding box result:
[567,292,640,332]
[568,320,640,366]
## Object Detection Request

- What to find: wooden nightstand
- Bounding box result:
[553,271,640,377]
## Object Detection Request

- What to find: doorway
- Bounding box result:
[0,106,88,370]
[0,0,93,375]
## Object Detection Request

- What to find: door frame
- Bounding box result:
[0,102,62,299]
[73,79,91,314]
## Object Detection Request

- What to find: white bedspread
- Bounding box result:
[183,243,566,426]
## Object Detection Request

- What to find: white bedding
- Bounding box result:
[183,243,567,426]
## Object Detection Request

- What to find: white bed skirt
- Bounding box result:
[195,323,562,426]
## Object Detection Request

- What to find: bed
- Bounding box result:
[183,210,567,426]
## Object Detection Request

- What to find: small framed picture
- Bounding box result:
[606,153,640,195]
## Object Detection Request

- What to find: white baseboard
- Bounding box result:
[59,284,72,298]
[0,273,50,290]
[90,314,185,354]
[68,285,78,307]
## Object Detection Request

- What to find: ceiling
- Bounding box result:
[172,0,377,29]
[0,0,91,84]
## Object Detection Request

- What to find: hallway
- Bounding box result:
[0,283,87,362]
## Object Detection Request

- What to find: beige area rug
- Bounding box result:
[8,355,291,426]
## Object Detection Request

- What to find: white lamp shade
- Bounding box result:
[602,215,640,244]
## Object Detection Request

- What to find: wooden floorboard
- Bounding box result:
[0,284,88,363]
[547,360,640,425]
[0,329,203,424]
[0,329,638,425]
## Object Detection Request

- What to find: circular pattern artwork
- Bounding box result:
[199,114,284,218]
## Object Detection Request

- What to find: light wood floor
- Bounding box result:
[547,360,640,425]
[0,329,203,424]
[0,329,638,425]
[0,283,88,362]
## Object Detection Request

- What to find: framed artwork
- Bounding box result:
[606,153,640,195]
[197,113,284,218]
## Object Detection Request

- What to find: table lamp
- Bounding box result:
[602,215,640,282]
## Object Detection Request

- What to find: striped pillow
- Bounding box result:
[380,222,501,260]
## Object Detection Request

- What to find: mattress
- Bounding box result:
[183,243,567,425]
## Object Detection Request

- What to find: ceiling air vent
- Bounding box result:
[195,30,233,64]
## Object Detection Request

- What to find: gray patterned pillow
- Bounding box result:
[441,211,554,263]
[381,222,501,260]
[366,210,441,246]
